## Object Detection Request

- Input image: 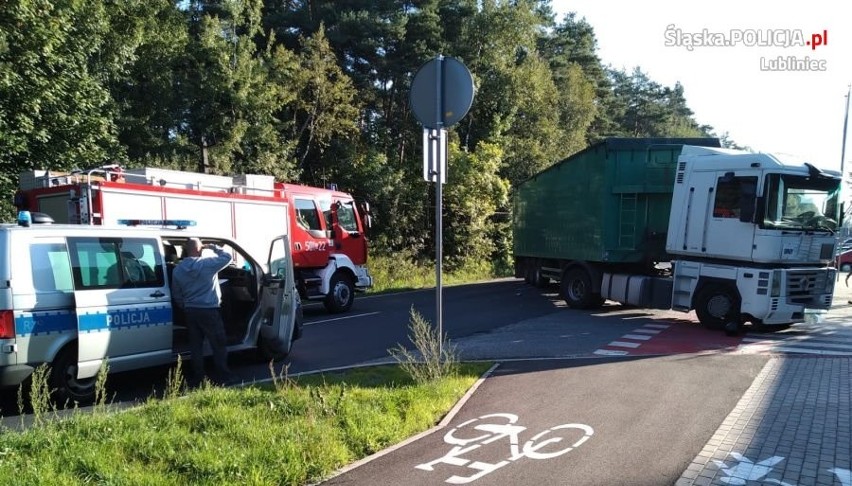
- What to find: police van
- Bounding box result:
[0,213,302,404]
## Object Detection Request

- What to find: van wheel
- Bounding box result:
[49,347,97,405]
[840,263,851,272]
[324,272,354,313]
[257,334,291,362]
[695,283,740,330]
[561,268,601,309]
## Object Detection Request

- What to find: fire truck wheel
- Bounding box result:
[324,272,354,313]
[49,347,97,405]
[695,283,740,330]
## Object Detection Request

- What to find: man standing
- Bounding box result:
[171,238,236,385]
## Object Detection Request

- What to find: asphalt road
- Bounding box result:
[322,355,769,486]
[0,278,564,419]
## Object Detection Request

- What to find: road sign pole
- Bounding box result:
[436,148,443,359]
[434,55,444,360]
[410,55,474,363]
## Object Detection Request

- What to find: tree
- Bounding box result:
[282,26,361,184]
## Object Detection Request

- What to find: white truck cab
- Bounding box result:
[0,214,301,404]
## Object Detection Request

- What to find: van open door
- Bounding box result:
[257,235,298,361]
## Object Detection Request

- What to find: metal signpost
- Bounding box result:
[410,55,474,357]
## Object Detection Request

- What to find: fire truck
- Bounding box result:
[14,166,373,313]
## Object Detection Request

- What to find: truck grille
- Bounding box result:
[785,270,829,307]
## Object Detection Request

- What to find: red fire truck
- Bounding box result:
[14,166,373,313]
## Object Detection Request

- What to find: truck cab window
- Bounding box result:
[295,199,322,231]
[762,173,839,231]
[337,201,359,232]
[713,176,757,219]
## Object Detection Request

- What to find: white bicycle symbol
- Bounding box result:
[416,413,594,484]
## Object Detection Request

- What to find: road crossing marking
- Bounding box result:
[608,340,641,349]
[622,334,653,341]
[593,349,629,356]
[591,323,672,355]
[735,321,852,355]
[631,328,662,335]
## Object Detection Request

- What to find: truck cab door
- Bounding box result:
[331,198,367,265]
[704,173,759,259]
[258,235,298,359]
[67,236,173,379]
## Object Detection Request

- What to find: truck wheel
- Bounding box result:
[532,268,548,288]
[561,268,600,309]
[324,272,354,313]
[49,347,97,405]
[694,283,740,330]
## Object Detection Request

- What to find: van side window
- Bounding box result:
[68,237,164,289]
[30,243,74,292]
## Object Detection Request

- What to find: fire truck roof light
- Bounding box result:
[118,219,197,229]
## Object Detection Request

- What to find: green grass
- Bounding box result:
[0,363,491,485]
[367,254,510,294]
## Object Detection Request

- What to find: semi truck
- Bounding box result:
[14,165,373,313]
[513,138,841,330]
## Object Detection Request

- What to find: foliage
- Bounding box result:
[0,0,720,266]
[0,363,491,485]
[388,307,458,385]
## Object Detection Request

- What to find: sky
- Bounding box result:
[550,0,852,175]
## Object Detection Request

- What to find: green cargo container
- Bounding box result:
[513,138,721,270]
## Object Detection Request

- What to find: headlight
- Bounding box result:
[771,270,782,297]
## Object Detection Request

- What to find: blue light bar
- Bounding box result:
[118,219,197,229]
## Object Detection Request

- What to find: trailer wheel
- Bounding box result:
[49,347,97,406]
[324,272,354,313]
[532,267,548,288]
[561,268,599,309]
[694,283,740,330]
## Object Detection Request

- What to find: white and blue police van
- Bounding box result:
[0,212,302,404]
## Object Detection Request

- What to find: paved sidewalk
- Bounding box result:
[677,280,852,486]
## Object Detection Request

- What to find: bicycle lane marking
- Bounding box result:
[415,413,594,484]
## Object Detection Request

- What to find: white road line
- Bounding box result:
[737,343,852,355]
[608,340,641,349]
[304,311,381,326]
[741,337,852,351]
[593,349,629,356]
[643,324,670,330]
[623,334,653,341]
